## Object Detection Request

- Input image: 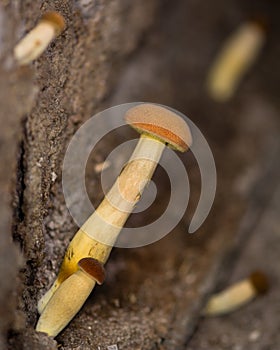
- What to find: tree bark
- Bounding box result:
[1,0,279,349]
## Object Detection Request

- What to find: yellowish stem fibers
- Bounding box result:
[203,271,269,316]
[37,135,165,314]
[14,11,65,65]
[206,21,265,101]
[36,104,192,337]
[36,270,96,336]
[36,258,104,337]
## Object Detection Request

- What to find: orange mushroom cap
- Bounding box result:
[250,270,269,295]
[125,104,192,152]
[78,257,105,285]
[41,11,66,35]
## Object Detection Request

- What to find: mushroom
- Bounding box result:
[36,257,105,337]
[206,21,265,101]
[202,270,269,316]
[14,11,66,65]
[37,104,192,331]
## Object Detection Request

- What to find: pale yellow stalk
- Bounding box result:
[38,135,165,314]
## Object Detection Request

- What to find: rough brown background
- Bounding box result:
[0,0,279,349]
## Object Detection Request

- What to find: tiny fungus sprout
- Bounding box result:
[37,103,192,336]
[36,257,105,337]
[203,271,269,316]
[14,11,66,65]
[206,21,265,101]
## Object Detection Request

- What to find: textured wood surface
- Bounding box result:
[0,0,279,349]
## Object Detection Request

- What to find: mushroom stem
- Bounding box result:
[202,271,269,316]
[14,11,65,65]
[36,269,96,337]
[206,21,265,101]
[36,257,105,337]
[38,135,165,314]
[37,104,192,336]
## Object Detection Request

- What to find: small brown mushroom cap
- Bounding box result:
[78,257,105,285]
[125,104,192,152]
[41,11,66,35]
[250,270,269,295]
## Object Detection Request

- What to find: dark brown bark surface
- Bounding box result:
[0,0,279,349]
